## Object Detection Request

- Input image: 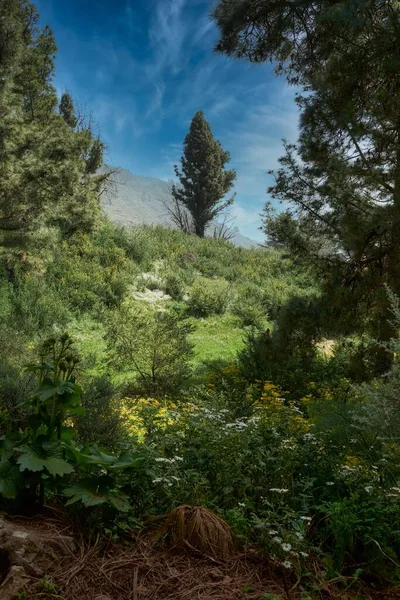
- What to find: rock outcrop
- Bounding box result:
[0,516,75,599]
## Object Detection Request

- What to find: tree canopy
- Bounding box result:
[0,0,108,262]
[213,0,400,369]
[172,111,236,238]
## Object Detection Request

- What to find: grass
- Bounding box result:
[68,311,246,389]
[190,314,245,366]
[68,317,108,377]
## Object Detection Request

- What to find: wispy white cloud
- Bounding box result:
[231,204,261,226]
[50,0,301,239]
[145,83,166,119]
[222,85,300,217]
[192,17,215,47]
[147,0,188,75]
[208,96,238,118]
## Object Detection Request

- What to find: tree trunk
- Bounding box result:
[195,222,205,238]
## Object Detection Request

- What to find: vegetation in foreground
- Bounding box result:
[1,0,400,598]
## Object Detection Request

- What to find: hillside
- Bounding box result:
[101,167,259,248]
[2,0,400,597]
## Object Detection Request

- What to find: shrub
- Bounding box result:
[187,277,231,316]
[0,334,145,516]
[74,375,124,449]
[0,358,35,435]
[107,303,195,393]
[164,268,190,301]
[231,282,267,327]
[322,492,400,578]
[11,275,72,335]
[47,230,136,313]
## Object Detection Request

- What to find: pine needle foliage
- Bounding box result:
[172,111,236,238]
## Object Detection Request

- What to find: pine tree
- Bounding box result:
[59,92,77,128]
[0,0,109,258]
[213,0,400,371]
[172,111,236,237]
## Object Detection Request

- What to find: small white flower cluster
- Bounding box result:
[281,438,297,450]
[247,414,262,425]
[386,487,400,498]
[190,406,257,434]
[339,464,360,476]
[225,421,247,432]
[194,407,226,422]
[268,528,309,569]
[303,433,318,443]
[154,456,183,464]
[152,476,180,487]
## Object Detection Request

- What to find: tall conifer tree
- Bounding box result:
[172,111,236,238]
[213,0,400,370]
[0,0,109,258]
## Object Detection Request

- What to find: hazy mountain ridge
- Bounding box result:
[101,167,259,248]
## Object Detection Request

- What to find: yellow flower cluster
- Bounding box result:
[257,381,283,407]
[208,364,244,388]
[120,397,181,441]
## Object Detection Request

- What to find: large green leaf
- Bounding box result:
[82,446,118,467]
[36,382,59,401]
[63,478,109,507]
[42,457,74,477]
[64,478,131,512]
[0,462,21,499]
[0,433,25,462]
[109,493,131,513]
[17,452,46,473]
[17,448,74,476]
[60,427,75,442]
[109,452,146,471]
[33,424,48,440]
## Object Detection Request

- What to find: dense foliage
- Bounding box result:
[172,111,236,237]
[0,0,400,596]
[214,0,400,375]
[0,0,108,262]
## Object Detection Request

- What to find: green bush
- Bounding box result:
[74,375,124,449]
[187,277,231,316]
[107,303,195,393]
[322,492,400,578]
[164,270,185,300]
[0,334,145,516]
[0,358,35,435]
[231,282,267,327]
[47,229,137,313]
[11,276,72,335]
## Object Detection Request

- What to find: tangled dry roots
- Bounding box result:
[159,505,235,558]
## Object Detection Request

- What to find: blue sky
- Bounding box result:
[35,0,300,241]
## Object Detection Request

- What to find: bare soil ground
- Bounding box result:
[1,514,399,600]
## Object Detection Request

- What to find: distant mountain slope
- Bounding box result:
[101,167,259,248]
